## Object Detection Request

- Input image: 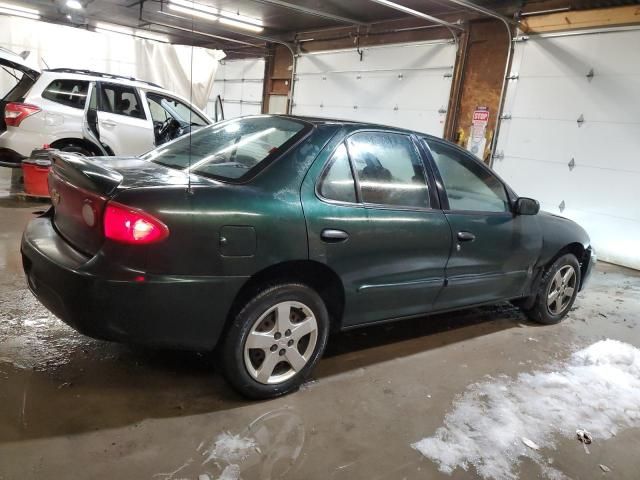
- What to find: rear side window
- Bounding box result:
[99,83,145,119]
[346,132,430,209]
[41,79,89,109]
[319,144,357,203]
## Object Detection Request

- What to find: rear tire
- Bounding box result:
[59,143,93,156]
[522,253,581,325]
[220,283,329,399]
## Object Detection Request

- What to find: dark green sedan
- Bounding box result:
[21,115,596,398]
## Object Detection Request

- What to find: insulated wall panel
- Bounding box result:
[493,27,640,269]
[292,41,456,136]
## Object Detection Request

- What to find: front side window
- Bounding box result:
[99,83,145,119]
[319,143,356,203]
[146,93,208,126]
[427,140,509,213]
[41,79,89,109]
[143,116,309,181]
[346,132,430,209]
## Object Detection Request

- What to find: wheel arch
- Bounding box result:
[225,260,346,335]
[50,137,106,156]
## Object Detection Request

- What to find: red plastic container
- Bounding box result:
[22,150,52,197]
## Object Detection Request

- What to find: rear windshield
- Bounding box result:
[143,116,309,181]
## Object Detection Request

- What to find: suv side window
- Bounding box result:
[99,83,145,119]
[41,79,89,109]
[318,143,357,203]
[427,140,509,213]
[346,132,429,209]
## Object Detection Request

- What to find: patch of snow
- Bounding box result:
[202,433,256,465]
[412,339,640,480]
[216,464,241,480]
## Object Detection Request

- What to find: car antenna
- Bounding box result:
[187,18,194,195]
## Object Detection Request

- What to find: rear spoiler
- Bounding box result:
[50,152,123,197]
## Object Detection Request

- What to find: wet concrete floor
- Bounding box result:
[1,168,639,479]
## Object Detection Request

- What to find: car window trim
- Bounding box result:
[97,81,147,120]
[345,129,437,212]
[421,136,515,215]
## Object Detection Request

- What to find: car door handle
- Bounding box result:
[321,229,349,243]
[101,120,117,128]
[457,231,476,242]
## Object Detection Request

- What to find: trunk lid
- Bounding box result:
[0,48,41,133]
[49,153,203,255]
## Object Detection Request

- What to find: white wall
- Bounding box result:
[0,16,224,110]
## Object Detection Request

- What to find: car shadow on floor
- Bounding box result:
[0,302,528,443]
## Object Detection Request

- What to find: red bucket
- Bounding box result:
[22,153,52,197]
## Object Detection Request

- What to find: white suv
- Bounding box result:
[0,48,213,167]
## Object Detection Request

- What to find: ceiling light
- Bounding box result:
[134,30,170,43]
[66,0,83,10]
[170,0,218,15]
[219,11,263,27]
[168,3,218,22]
[219,17,263,32]
[0,2,40,19]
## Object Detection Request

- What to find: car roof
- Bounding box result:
[41,68,163,89]
[276,114,437,140]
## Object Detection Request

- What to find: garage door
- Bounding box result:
[292,40,456,136]
[493,27,640,269]
[209,58,265,119]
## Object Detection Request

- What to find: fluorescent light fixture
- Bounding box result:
[134,30,169,43]
[170,0,217,15]
[168,3,218,22]
[219,11,263,27]
[66,0,83,10]
[0,2,40,18]
[219,17,263,32]
[95,22,133,35]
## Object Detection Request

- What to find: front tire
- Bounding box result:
[523,253,581,325]
[220,283,329,399]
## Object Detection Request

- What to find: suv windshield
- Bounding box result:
[144,116,309,181]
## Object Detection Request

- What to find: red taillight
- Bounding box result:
[5,102,41,127]
[103,202,169,245]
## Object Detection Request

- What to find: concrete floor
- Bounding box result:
[1,168,639,479]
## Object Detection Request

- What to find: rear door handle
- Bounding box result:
[321,229,349,243]
[101,120,117,128]
[457,231,476,242]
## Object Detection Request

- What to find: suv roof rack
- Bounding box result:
[44,68,163,89]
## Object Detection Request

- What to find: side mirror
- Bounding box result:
[515,197,540,215]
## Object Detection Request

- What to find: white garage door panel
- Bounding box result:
[292,41,455,136]
[210,58,265,119]
[294,71,450,111]
[295,43,454,74]
[494,27,640,269]
[496,156,640,220]
[515,30,640,77]
[507,76,640,123]
[498,120,640,172]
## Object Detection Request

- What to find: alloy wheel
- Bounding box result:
[243,301,318,385]
[546,265,577,315]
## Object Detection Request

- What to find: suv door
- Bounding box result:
[423,138,541,310]
[94,82,154,155]
[301,130,451,327]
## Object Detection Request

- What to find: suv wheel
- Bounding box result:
[523,253,581,325]
[220,283,329,399]
[60,143,93,156]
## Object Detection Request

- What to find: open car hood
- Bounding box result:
[0,47,40,78]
